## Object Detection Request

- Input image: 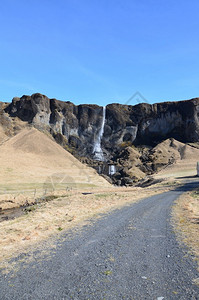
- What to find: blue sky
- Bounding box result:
[1,0,199,106]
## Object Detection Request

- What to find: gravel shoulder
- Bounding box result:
[0,181,199,299]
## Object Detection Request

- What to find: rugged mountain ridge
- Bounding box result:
[4,93,199,151]
[1,93,199,185]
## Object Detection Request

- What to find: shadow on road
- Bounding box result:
[176,175,198,180]
[172,179,199,192]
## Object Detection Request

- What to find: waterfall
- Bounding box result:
[93,106,106,161]
[109,165,116,176]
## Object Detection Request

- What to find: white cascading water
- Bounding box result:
[109,165,116,176]
[93,106,106,161]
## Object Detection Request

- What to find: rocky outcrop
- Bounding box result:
[4,94,199,156]
[5,94,51,124]
[2,93,199,185]
[105,99,199,147]
[5,94,105,157]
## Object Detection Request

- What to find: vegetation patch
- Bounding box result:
[24,205,38,213]
[103,270,112,276]
[95,193,109,198]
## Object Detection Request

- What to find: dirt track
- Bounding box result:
[0,181,198,299]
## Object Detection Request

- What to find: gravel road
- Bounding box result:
[0,181,199,299]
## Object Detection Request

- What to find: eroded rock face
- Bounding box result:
[2,93,199,185]
[5,94,51,125]
[5,94,105,157]
[4,94,199,161]
[106,100,199,147]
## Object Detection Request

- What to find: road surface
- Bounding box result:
[0,181,199,299]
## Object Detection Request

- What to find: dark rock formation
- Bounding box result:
[2,93,199,185]
[5,94,104,157]
[105,99,199,147]
[5,94,199,153]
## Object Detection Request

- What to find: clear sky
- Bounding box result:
[1,0,199,106]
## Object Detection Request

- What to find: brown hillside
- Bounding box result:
[0,128,110,191]
[152,138,199,178]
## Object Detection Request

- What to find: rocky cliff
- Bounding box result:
[2,93,199,184]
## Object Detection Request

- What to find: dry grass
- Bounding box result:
[155,162,197,178]
[172,189,199,267]
[0,194,35,210]
[0,128,110,190]
[0,186,161,271]
[152,139,199,179]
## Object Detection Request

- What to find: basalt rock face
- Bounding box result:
[5,94,104,157]
[105,99,199,148]
[5,94,51,124]
[2,93,199,185]
[4,93,199,160]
